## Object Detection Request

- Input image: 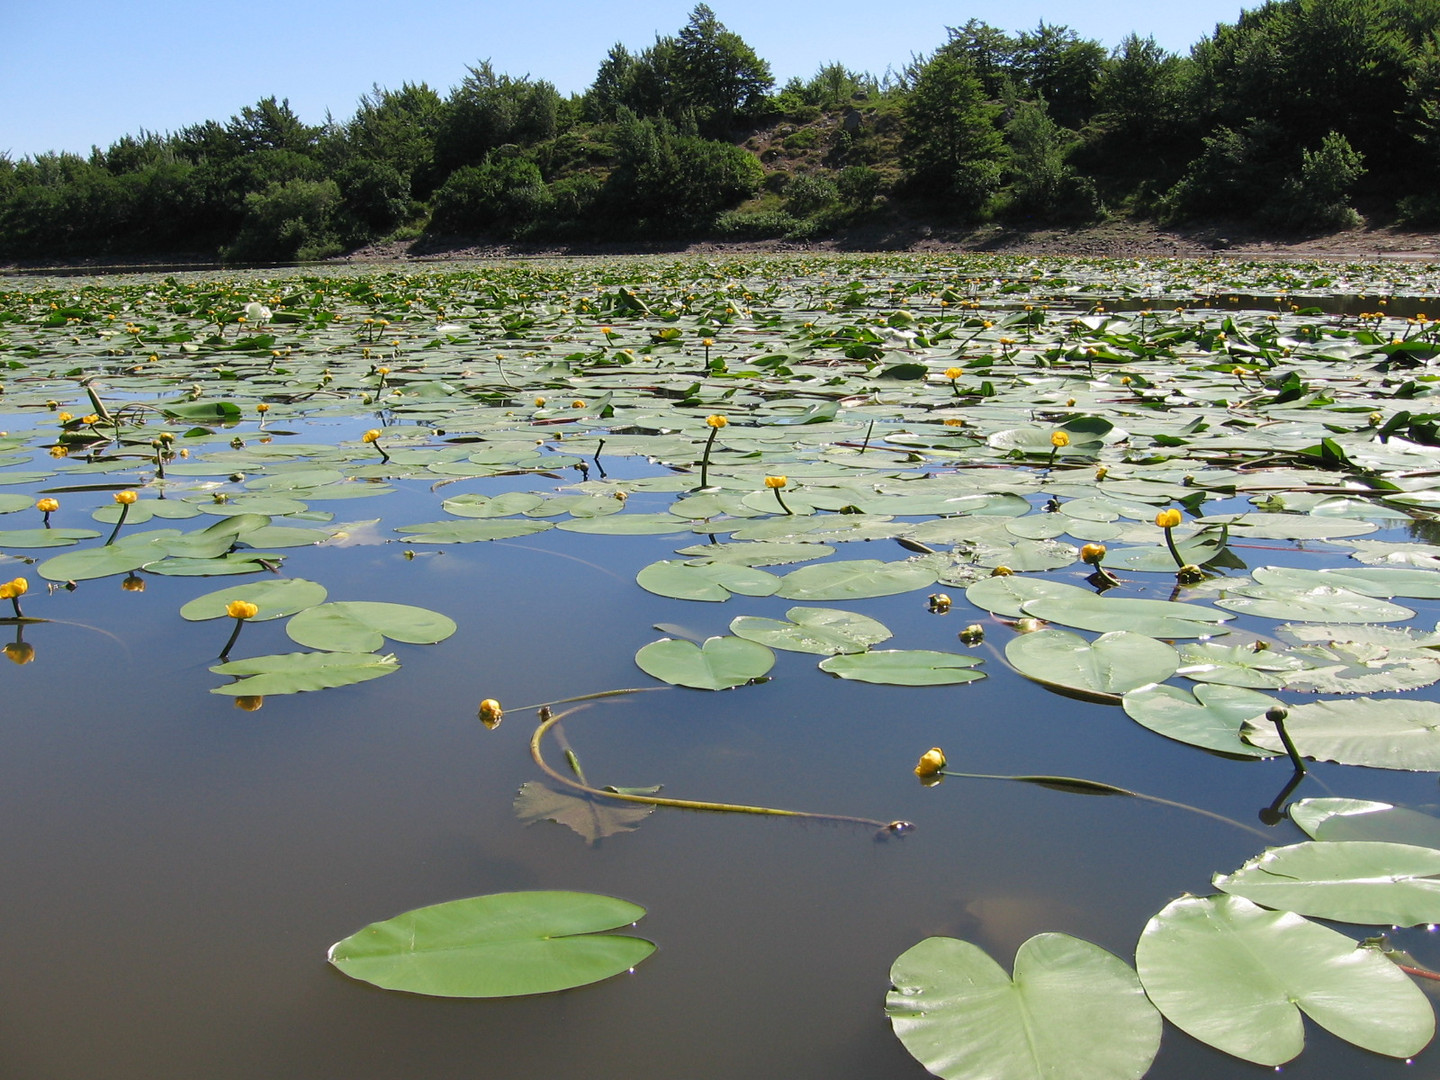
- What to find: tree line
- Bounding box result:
[6,0,1440,262]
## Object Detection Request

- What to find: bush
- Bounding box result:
[711,209,801,238]
[428,157,548,235]
[222,178,342,262]
[785,172,838,216]
[836,165,881,209]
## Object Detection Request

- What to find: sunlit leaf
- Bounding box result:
[818,649,984,686]
[327,891,655,997]
[634,635,774,689]
[285,601,457,651]
[886,934,1161,1080]
[1136,894,1433,1066]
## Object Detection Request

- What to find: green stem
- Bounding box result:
[104,503,131,546]
[772,487,793,515]
[697,426,719,489]
[219,619,245,660]
[8,595,22,619]
[1162,524,1187,568]
[531,706,908,833]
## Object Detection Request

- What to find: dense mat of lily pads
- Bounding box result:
[8,252,1440,1076]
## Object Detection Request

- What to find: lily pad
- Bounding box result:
[776,558,938,600]
[1022,593,1232,638]
[180,578,329,622]
[285,601,457,651]
[1214,841,1440,926]
[1290,798,1440,848]
[818,649,984,686]
[634,635,774,690]
[1005,629,1178,700]
[886,934,1161,1080]
[327,891,655,997]
[1121,683,1280,757]
[635,560,782,602]
[1136,893,1433,1066]
[729,606,892,654]
[209,651,400,695]
[1241,697,1440,770]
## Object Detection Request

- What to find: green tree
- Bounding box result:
[344,83,446,198]
[436,62,563,174]
[222,177,342,262]
[1001,99,1098,222]
[674,3,774,134]
[1010,23,1107,130]
[429,156,548,235]
[899,50,1005,215]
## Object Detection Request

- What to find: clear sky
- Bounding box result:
[2,0,1250,161]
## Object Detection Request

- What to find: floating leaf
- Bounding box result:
[1006,629,1177,700]
[776,558,937,600]
[1241,697,1440,770]
[1121,683,1280,757]
[886,934,1161,1080]
[818,649,984,686]
[1214,583,1413,624]
[0,527,103,549]
[634,636,774,690]
[1175,640,1315,689]
[210,651,400,695]
[635,560,781,602]
[1215,841,1440,926]
[729,606,891,655]
[327,891,655,997]
[392,518,553,543]
[180,578,328,621]
[1136,893,1433,1066]
[963,576,1088,618]
[285,601,457,651]
[1290,798,1440,848]
[1022,594,1232,638]
[514,782,654,845]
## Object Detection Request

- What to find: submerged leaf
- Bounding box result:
[514,782,654,844]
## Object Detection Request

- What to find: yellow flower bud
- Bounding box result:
[479,699,504,729]
[1051,431,1070,448]
[113,490,138,505]
[121,574,145,592]
[706,415,728,428]
[35,498,58,513]
[1155,509,1183,529]
[944,367,963,380]
[226,600,259,620]
[57,412,73,423]
[764,476,787,489]
[1080,543,1107,565]
[958,624,985,645]
[927,593,952,612]
[990,566,1013,577]
[362,429,382,443]
[914,747,947,778]
[571,400,586,409]
[256,403,270,414]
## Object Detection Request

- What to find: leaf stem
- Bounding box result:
[531,706,909,833]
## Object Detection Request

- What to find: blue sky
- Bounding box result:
[3,0,1249,160]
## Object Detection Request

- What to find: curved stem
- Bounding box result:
[530,706,907,832]
[218,619,245,660]
[104,502,130,546]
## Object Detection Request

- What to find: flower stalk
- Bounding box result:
[219,599,258,660]
[697,415,726,489]
[106,490,138,546]
[1155,508,1186,568]
[764,475,792,515]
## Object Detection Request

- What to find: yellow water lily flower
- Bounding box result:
[479,699,504,729]
[1051,431,1070,448]
[226,600,259,620]
[764,476,787,489]
[35,498,58,513]
[1155,509,1183,529]
[914,747,947,778]
[113,490,138,505]
[705,414,728,428]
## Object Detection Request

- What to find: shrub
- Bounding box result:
[785,172,838,216]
